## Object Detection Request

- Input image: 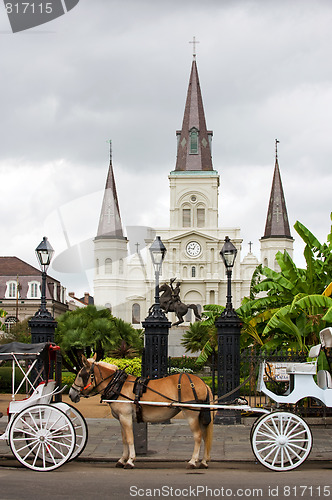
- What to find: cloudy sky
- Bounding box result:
[0,0,331,296]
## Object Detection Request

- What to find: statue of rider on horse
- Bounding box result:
[157,278,201,326]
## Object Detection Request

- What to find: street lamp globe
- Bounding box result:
[220,236,237,269]
[149,236,167,273]
[35,236,54,272]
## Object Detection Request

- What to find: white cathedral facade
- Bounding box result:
[93,58,294,350]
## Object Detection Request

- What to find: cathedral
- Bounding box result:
[93,56,294,352]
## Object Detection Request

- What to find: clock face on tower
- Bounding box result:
[186,241,201,257]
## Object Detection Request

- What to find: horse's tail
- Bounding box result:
[189,304,201,320]
[199,386,213,460]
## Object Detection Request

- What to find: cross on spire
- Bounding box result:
[248,241,253,253]
[189,36,200,59]
[275,138,279,159]
[273,199,282,223]
[107,139,112,162]
[135,242,140,253]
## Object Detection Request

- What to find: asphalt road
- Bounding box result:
[0,460,332,500]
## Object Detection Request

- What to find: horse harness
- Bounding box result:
[98,368,206,423]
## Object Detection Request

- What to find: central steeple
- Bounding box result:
[175,59,213,171]
[169,57,219,231]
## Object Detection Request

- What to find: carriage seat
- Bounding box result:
[317,370,332,390]
[8,380,57,416]
[320,327,332,348]
[286,344,321,375]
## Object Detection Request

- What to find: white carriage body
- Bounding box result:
[257,328,332,407]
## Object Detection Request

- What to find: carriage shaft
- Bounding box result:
[102,399,269,413]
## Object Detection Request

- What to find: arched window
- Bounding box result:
[195,304,202,321]
[96,259,100,275]
[119,258,124,274]
[197,207,205,227]
[5,316,17,332]
[132,303,140,324]
[28,281,40,299]
[182,208,191,227]
[185,309,193,323]
[191,266,196,278]
[190,128,198,154]
[5,281,17,299]
[105,258,112,274]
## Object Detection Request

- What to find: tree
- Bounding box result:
[238,213,332,349]
[55,305,142,373]
[181,305,223,364]
[0,308,7,336]
[0,318,31,344]
[182,214,332,356]
[108,318,143,358]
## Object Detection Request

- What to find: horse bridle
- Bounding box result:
[73,361,114,396]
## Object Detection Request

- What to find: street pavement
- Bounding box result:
[1,415,332,464]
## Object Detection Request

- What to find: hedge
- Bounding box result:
[0,367,25,393]
[102,357,142,377]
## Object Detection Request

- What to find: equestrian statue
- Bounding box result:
[158,278,201,326]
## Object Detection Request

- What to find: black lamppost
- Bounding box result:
[142,236,171,379]
[29,237,57,344]
[29,237,61,394]
[214,236,242,425]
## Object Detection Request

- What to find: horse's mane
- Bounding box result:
[88,359,119,371]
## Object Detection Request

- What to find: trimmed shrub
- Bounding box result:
[169,367,194,374]
[102,357,142,377]
[170,356,203,372]
[61,372,76,392]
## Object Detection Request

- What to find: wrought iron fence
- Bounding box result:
[169,348,332,418]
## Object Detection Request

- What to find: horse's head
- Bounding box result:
[69,354,118,403]
[159,283,171,294]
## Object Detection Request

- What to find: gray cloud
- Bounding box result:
[0,0,331,295]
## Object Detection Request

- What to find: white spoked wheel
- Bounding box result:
[9,404,76,471]
[251,411,312,471]
[63,404,88,460]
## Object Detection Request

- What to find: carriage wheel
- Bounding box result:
[62,404,88,460]
[29,404,88,463]
[9,404,76,471]
[251,411,312,471]
[250,413,268,443]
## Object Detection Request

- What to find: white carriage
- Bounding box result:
[251,327,332,471]
[0,342,88,471]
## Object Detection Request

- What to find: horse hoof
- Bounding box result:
[199,462,209,469]
[115,461,125,468]
[186,462,197,469]
[124,462,135,469]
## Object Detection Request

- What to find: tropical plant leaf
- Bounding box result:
[323,282,332,297]
[294,220,324,255]
[323,306,332,322]
[296,294,332,314]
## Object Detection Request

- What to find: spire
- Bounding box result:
[96,142,126,239]
[175,59,213,171]
[262,140,292,239]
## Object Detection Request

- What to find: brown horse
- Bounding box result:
[69,355,213,469]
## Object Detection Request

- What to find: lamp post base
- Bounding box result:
[215,306,242,425]
[214,409,241,425]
